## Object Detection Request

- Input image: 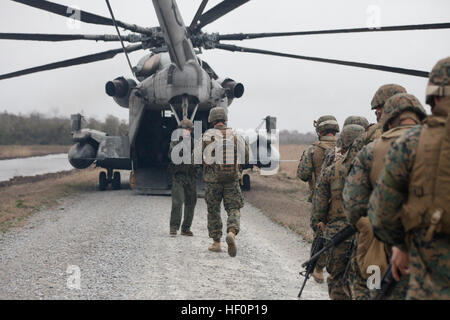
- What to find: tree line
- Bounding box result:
[278,130,317,145]
[0,112,128,145]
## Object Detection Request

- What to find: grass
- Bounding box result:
[243,144,315,242]
[0,168,100,232]
[0,145,70,160]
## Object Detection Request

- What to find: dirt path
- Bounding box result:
[0,185,328,300]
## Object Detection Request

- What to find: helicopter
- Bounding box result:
[1,0,449,194]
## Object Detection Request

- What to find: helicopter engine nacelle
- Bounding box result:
[220,78,244,105]
[68,142,96,169]
[105,77,137,109]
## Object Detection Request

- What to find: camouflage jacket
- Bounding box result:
[344,125,416,227]
[312,156,350,238]
[201,124,249,183]
[297,136,337,200]
[368,123,450,299]
[168,138,199,178]
[344,122,382,165]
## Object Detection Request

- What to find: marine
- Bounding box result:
[313,124,365,299]
[321,116,369,171]
[297,115,340,283]
[202,107,249,257]
[343,93,426,299]
[168,119,199,236]
[345,84,407,163]
[368,57,450,300]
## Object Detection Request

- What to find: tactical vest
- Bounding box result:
[203,126,240,183]
[401,115,450,236]
[328,156,347,221]
[370,125,416,187]
[364,122,383,145]
[312,136,337,183]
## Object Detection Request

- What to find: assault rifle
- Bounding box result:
[298,230,324,298]
[301,225,357,268]
[374,263,397,300]
[339,238,355,286]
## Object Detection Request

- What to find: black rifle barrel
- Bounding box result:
[301,225,356,268]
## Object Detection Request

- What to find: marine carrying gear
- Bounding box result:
[208,107,228,123]
[426,56,450,106]
[179,119,193,129]
[400,115,450,237]
[381,93,426,132]
[313,115,339,134]
[340,124,365,149]
[343,116,370,130]
[371,84,407,110]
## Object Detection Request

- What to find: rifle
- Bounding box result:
[339,238,355,286]
[301,225,357,268]
[374,263,397,300]
[298,231,324,298]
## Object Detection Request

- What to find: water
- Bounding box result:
[0,154,73,182]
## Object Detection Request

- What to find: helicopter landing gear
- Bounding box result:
[98,169,121,191]
[240,173,251,191]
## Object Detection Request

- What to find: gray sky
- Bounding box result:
[0,0,449,132]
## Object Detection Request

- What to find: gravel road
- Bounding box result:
[0,185,328,300]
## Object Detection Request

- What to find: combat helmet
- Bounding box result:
[208,107,228,123]
[313,115,339,134]
[343,116,369,130]
[371,84,407,110]
[179,119,193,129]
[426,56,450,107]
[382,93,426,132]
[340,124,365,149]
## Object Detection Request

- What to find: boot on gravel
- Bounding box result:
[208,240,222,252]
[169,228,177,236]
[312,266,324,283]
[181,230,193,236]
[226,229,237,257]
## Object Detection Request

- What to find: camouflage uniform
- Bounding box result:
[298,116,339,274]
[343,93,427,299]
[203,124,249,241]
[168,137,198,233]
[368,57,450,300]
[313,124,365,299]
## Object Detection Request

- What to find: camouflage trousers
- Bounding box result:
[348,247,371,300]
[326,239,353,300]
[170,173,197,232]
[405,229,448,300]
[205,181,244,241]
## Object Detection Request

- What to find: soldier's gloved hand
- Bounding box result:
[316,222,326,234]
[390,246,410,281]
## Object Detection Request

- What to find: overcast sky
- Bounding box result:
[0,0,449,132]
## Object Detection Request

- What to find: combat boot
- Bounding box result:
[208,240,222,252]
[312,266,324,283]
[226,229,237,257]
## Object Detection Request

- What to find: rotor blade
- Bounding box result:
[195,0,250,30]
[214,44,429,78]
[218,22,450,40]
[11,0,152,35]
[0,32,138,42]
[189,0,209,30]
[0,44,143,80]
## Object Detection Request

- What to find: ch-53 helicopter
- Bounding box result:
[1,0,449,194]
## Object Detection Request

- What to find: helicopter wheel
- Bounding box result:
[112,171,121,190]
[99,171,107,191]
[241,174,251,191]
